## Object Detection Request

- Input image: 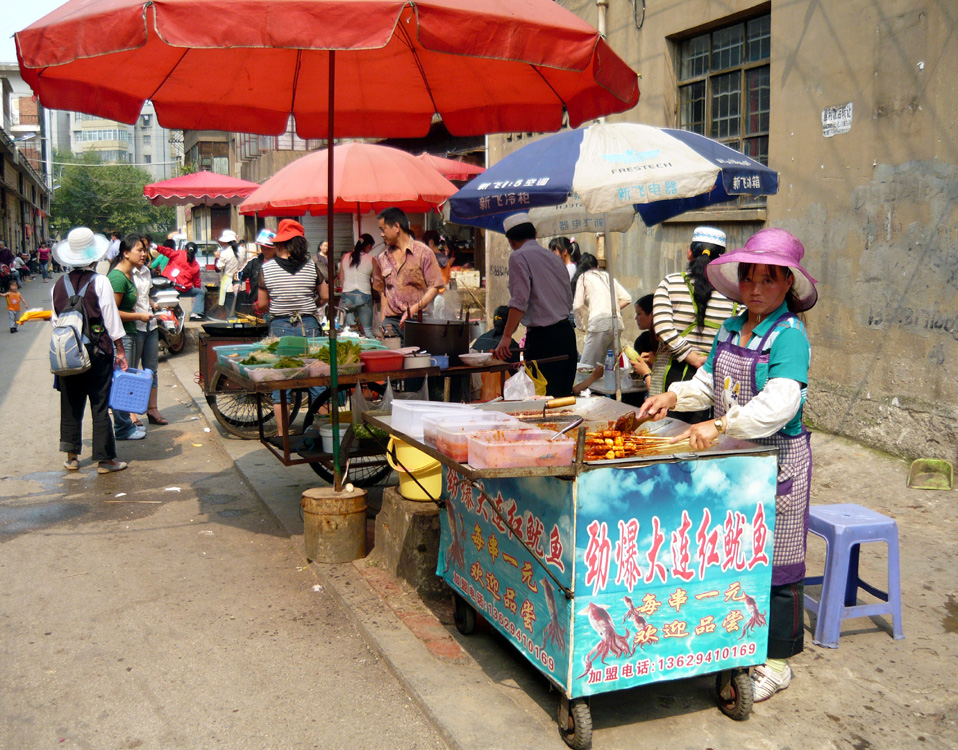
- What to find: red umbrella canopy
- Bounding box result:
[143,170,260,206]
[416,153,485,181]
[15,0,639,138]
[239,142,457,216]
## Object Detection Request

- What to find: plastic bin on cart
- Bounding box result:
[109,368,153,413]
[430,415,527,462]
[212,344,260,372]
[390,400,478,440]
[467,429,574,469]
[422,411,521,448]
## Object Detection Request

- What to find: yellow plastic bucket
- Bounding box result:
[386,437,442,502]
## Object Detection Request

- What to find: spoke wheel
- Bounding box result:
[307,424,393,488]
[206,371,302,439]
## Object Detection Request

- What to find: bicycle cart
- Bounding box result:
[366,398,778,749]
[198,329,303,439]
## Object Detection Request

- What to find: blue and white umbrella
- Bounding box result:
[447,122,778,234]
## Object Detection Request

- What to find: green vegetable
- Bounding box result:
[273,356,305,368]
[314,340,362,365]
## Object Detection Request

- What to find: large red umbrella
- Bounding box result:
[143,170,260,206]
[15,0,639,139]
[416,153,485,181]
[16,0,639,485]
[240,142,457,216]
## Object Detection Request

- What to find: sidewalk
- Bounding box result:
[169,330,958,750]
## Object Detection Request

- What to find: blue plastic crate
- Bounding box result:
[110,368,153,413]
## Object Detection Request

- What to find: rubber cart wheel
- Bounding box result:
[452,593,476,635]
[307,424,393,488]
[557,698,592,750]
[206,371,302,439]
[715,669,753,721]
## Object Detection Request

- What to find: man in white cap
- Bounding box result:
[214,229,241,310]
[493,213,577,397]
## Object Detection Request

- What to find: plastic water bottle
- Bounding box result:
[604,349,616,390]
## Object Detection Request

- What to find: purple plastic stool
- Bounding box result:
[804,504,904,648]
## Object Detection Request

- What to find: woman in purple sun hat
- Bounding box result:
[639,227,818,704]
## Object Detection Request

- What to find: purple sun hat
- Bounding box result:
[706,228,818,312]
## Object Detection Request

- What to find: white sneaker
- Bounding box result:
[752,663,792,702]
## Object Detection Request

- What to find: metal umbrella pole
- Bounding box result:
[326,50,343,491]
[602,219,622,402]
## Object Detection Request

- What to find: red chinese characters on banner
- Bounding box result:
[748,503,770,570]
[545,525,565,573]
[614,518,643,592]
[583,520,612,595]
[525,514,545,557]
[669,510,695,582]
[644,517,667,584]
[722,510,748,572]
[695,508,721,580]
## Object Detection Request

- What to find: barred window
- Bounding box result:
[678,14,770,169]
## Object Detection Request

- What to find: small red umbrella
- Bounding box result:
[143,170,260,206]
[416,153,485,181]
[240,142,457,216]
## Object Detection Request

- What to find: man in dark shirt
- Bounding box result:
[494,213,577,397]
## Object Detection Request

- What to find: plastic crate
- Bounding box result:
[109,368,153,413]
[213,344,260,372]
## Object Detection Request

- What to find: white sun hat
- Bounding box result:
[217,229,238,243]
[53,227,110,268]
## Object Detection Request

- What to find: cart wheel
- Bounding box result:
[308,424,392,488]
[206,371,302,439]
[715,669,753,721]
[452,593,476,635]
[557,698,592,750]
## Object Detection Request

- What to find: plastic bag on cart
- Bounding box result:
[384,375,429,404]
[503,366,537,400]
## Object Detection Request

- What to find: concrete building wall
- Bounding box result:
[486,0,957,462]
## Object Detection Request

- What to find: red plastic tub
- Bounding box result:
[359,350,405,372]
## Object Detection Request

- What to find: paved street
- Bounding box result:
[0,312,445,750]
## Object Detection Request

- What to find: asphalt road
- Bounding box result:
[0,308,446,750]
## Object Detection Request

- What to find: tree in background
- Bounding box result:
[51,151,175,237]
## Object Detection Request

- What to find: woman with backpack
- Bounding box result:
[51,227,129,474]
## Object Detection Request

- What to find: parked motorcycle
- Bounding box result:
[151,276,186,355]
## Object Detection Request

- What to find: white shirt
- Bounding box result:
[51,273,125,342]
[341,253,373,295]
[670,367,803,439]
[573,269,632,332]
[132,265,157,332]
[106,239,121,261]
[216,246,240,278]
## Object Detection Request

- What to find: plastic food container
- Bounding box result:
[434,415,526,461]
[359,349,405,372]
[391,400,478,440]
[213,344,260,371]
[467,429,574,469]
[403,354,433,369]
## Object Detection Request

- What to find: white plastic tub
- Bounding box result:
[390,400,478,440]
[467,429,574,469]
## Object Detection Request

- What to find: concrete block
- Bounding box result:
[367,486,444,599]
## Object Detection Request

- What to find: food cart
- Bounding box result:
[366,397,778,749]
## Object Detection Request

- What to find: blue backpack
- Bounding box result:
[50,274,95,376]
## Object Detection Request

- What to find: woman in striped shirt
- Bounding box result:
[650,226,738,423]
[257,219,329,436]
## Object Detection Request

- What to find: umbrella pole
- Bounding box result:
[327,50,342,490]
[602,220,622,402]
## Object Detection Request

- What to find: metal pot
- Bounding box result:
[403,318,472,357]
